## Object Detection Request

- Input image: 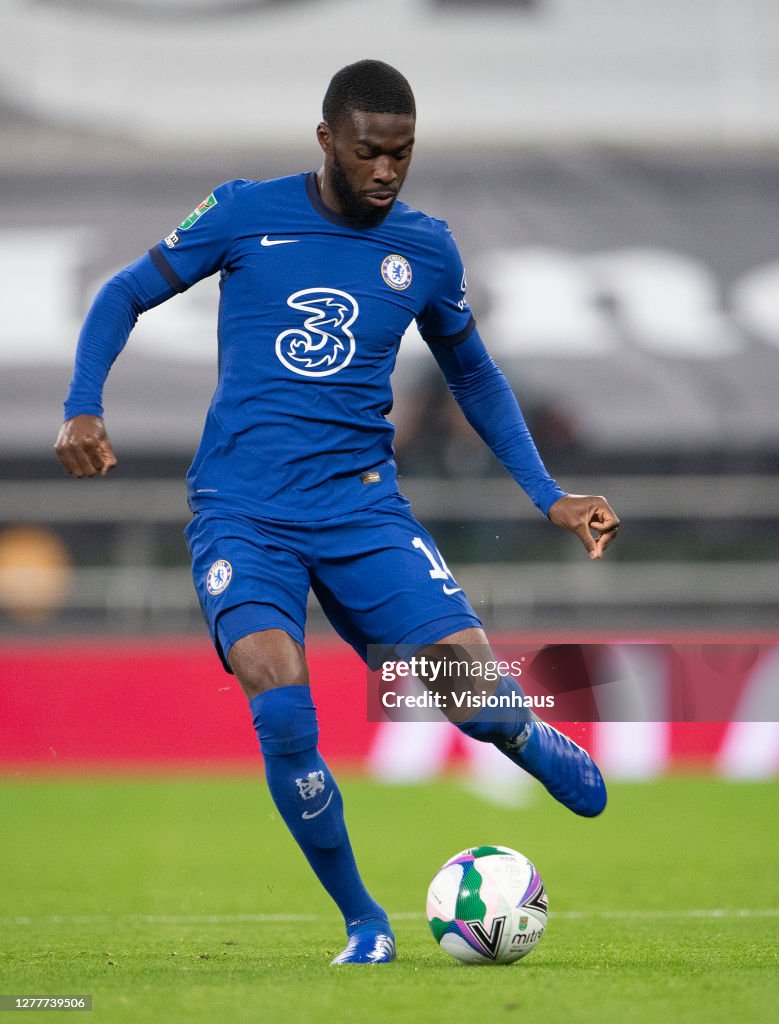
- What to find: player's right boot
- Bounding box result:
[331,921,396,965]
[499,714,607,818]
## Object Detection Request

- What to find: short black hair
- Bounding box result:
[322,60,416,128]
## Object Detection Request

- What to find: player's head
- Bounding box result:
[317,60,416,227]
[322,59,416,131]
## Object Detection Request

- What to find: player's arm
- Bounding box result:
[419,226,618,558]
[427,329,619,559]
[56,182,242,478]
[55,256,179,477]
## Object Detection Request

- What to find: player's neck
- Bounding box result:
[315,167,344,216]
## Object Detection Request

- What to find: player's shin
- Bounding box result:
[454,674,532,747]
[249,685,392,946]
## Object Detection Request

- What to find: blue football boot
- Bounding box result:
[331,922,396,965]
[501,714,607,817]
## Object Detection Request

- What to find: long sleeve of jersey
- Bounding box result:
[63,253,177,419]
[427,328,567,516]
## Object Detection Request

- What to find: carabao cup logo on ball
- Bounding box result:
[275,288,358,377]
[381,254,412,290]
[206,559,232,596]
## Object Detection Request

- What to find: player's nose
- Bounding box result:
[371,157,398,185]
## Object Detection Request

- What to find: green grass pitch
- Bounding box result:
[0,775,777,1023]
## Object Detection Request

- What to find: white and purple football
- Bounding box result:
[426,845,548,965]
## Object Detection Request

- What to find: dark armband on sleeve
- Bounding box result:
[422,314,476,349]
[149,245,189,294]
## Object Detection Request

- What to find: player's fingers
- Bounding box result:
[572,521,599,559]
[589,503,620,558]
[59,433,103,477]
[55,445,79,476]
[54,425,79,475]
[593,511,620,533]
[589,505,618,557]
[593,525,619,557]
[78,437,106,474]
[73,445,101,477]
[98,442,118,476]
[55,440,93,477]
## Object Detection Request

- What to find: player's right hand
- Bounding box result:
[54,415,118,478]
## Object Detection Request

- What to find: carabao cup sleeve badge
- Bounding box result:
[206,559,233,595]
[381,254,412,290]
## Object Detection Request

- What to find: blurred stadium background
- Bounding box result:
[1,0,778,780]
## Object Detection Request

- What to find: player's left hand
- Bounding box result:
[547,494,620,560]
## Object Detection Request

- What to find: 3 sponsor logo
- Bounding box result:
[275,287,358,377]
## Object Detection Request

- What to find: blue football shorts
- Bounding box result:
[184,493,482,672]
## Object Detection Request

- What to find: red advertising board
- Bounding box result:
[1,637,777,778]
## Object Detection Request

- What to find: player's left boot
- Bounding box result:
[500,714,607,818]
[330,920,396,965]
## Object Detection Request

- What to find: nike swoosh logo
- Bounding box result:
[261,234,299,247]
[301,791,334,819]
[442,585,462,595]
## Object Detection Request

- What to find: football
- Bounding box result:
[426,845,548,965]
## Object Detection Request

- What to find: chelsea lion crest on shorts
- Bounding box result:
[381,254,412,290]
[206,559,232,595]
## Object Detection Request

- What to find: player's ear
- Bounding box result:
[316,121,332,155]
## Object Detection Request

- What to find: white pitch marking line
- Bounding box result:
[2,909,778,926]
[552,908,779,920]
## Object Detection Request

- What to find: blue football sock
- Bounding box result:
[250,685,388,935]
[455,674,531,746]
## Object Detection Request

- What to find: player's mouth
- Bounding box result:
[363,191,397,208]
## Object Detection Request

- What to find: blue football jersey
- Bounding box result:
[151,173,475,520]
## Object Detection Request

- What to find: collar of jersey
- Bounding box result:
[305,170,390,230]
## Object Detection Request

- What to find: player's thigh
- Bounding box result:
[185,511,310,672]
[311,496,481,662]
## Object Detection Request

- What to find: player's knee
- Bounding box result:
[236,666,305,700]
[228,628,309,698]
[249,685,319,758]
